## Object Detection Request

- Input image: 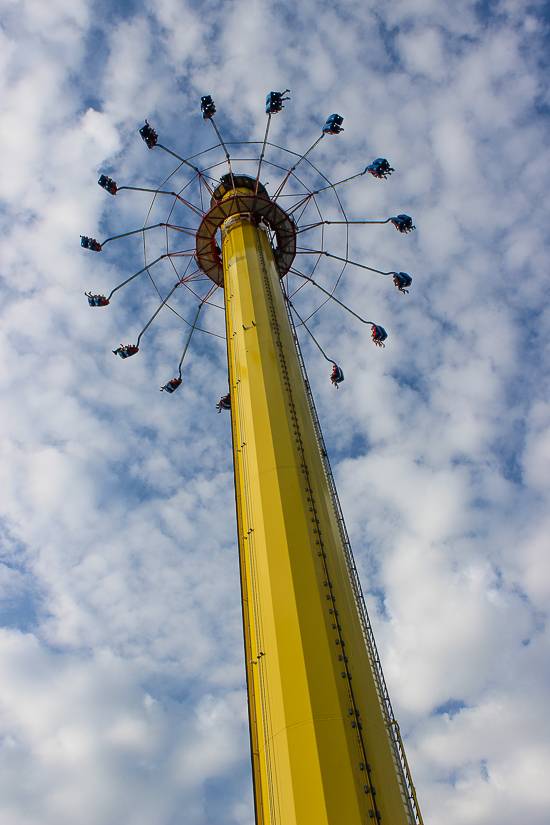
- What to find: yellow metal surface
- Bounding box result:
[223,206,415,825]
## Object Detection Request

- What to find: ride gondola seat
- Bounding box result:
[323,114,344,135]
[113,345,139,359]
[371,325,388,346]
[161,378,182,393]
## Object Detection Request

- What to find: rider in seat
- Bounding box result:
[113,344,139,359]
[139,120,158,149]
[80,236,102,251]
[371,325,388,347]
[331,364,345,388]
[85,292,109,307]
[392,272,412,294]
[365,158,394,179]
[323,114,344,135]
[216,393,231,413]
[98,175,117,195]
[201,95,216,120]
[160,378,182,393]
[390,214,415,233]
[265,90,290,114]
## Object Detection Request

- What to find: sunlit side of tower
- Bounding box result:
[215,180,418,825]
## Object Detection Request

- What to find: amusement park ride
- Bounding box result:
[82,91,422,825]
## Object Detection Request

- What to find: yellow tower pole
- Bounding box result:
[220,184,420,824]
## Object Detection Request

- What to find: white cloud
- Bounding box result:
[1,0,550,822]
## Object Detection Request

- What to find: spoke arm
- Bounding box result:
[118,186,204,218]
[108,255,166,300]
[273,135,325,200]
[326,219,392,225]
[295,218,392,235]
[298,156,350,224]
[293,272,375,326]
[166,249,198,258]
[286,193,315,217]
[178,303,203,376]
[209,119,236,189]
[287,300,336,364]
[209,118,229,159]
[178,270,204,284]
[255,113,272,194]
[117,186,179,196]
[291,134,325,172]
[136,282,181,346]
[102,218,203,249]
[313,168,369,194]
[172,194,205,218]
[156,144,200,173]
[294,222,324,235]
[163,300,225,340]
[102,223,165,245]
[296,248,397,276]
[163,223,198,237]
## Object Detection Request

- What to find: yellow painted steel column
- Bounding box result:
[223,208,413,825]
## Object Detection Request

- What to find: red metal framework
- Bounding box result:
[196,189,297,286]
[82,96,417,393]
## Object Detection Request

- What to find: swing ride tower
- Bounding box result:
[194,171,420,824]
[84,94,423,825]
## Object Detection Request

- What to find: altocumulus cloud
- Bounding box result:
[1,0,550,823]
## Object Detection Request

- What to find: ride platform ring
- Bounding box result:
[195,188,297,287]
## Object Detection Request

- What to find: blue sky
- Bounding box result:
[1,0,550,823]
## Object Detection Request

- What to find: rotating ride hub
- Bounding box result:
[195,174,296,286]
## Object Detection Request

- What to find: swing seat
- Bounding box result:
[86,293,109,307]
[366,158,394,178]
[371,325,388,346]
[201,95,216,120]
[139,121,158,149]
[80,236,102,251]
[392,272,412,293]
[113,345,139,359]
[323,114,344,135]
[390,214,415,233]
[265,90,290,114]
[161,378,182,393]
[98,175,117,195]
[331,365,345,386]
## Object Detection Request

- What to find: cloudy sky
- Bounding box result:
[1,0,550,823]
